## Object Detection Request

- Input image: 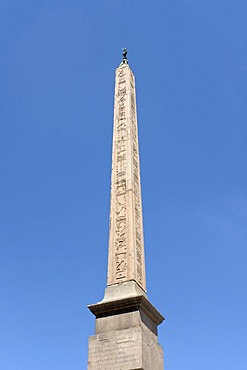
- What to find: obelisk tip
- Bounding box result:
[120,47,129,66]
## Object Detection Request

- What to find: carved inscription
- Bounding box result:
[114,68,127,281]
[88,332,141,369]
[130,81,144,286]
[108,66,145,289]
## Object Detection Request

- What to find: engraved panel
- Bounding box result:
[88,330,142,370]
[108,66,146,290]
[114,68,128,282]
[129,76,144,286]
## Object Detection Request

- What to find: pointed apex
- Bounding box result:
[120,47,129,66]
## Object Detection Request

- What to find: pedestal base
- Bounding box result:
[87,283,164,370]
[88,314,164,370]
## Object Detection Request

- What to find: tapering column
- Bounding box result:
[87,50,164,370]
[107,53,146,291]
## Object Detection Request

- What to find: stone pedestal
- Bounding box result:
[87,282,164,370]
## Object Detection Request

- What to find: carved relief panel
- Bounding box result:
[107,65,146,291]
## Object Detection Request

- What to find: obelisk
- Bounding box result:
[87,49,164,370]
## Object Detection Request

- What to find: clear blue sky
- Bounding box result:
[0,1,246,369]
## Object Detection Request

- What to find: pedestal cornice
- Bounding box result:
[88,294,164,325]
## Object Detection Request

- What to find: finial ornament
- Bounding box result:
[120,47,128,65]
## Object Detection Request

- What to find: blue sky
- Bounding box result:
[0,1,247,369]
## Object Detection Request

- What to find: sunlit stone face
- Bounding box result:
[107,64,146,291]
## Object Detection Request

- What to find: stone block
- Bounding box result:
[88,325,164,370]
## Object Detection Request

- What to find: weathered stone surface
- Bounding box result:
[107,63,146,291]
[88,325,164,370]
[102,281,147,302]
[87,57,165,369]
[88,294,164,369]
[88,293,164,329]
[88,327,143,370]
[95,311,158,336]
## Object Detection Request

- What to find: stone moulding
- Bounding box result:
[88,295,164,326]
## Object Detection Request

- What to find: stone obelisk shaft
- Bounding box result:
[87,53,164,370]
[107,63,146,291]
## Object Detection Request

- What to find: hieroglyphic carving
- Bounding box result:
[108,65,145,290]
[130,76,144,286]
[114,67,127,281]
